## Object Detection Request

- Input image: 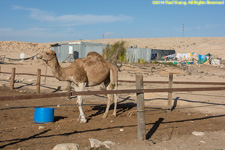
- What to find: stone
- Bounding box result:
[120,128,124,132]
[89,138,115,149]
[38,126,45,130]
[192,131,205,136]
[52,143,79,150]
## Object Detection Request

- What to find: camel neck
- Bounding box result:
[48,58,65,81]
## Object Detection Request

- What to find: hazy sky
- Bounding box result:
[0,0,224,43]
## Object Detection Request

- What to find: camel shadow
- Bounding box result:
[88,102,136,121]
[54,116,67,122]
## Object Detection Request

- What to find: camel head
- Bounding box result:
[39,50,57,64]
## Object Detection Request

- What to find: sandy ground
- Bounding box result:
[0,38,225,149]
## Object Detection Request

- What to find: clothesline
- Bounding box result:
[162,52,211,64]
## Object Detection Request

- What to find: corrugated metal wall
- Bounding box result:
[127,48,176,62]
[127,48,152,63]
[51,42,107,62]
[79,42,105,58]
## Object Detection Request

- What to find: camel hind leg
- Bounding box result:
[103,81,117,118]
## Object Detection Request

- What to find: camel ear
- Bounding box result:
[47,50,56,55]
[46,50,56,56]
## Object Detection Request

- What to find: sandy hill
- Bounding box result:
[0,37,225,59]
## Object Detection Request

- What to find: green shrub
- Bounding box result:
[138,59,145,64]
[103,41,127,62]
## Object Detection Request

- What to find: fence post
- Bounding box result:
[10,68,16,90]
[0,66,1,73]
[67,81,71,99]
[136,75,146,140]
[36,69,41,94]
[168,73,173,110]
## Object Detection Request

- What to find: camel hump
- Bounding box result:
[86,52,105,62]
[87,51,101,57]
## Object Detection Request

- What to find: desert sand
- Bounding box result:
[1,37,225,60]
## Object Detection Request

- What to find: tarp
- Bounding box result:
[198,54,208,64]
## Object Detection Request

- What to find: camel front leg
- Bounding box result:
[75,82,87,123]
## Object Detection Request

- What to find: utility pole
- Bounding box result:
[182,24,184,37]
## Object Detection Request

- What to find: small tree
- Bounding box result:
[103,41,127,62]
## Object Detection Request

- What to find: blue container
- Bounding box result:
[34,107,54,123]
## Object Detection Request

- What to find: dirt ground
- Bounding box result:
[0,60,225,150]
[0,86,225,150]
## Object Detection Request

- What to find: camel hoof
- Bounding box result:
[77,116,87,123]
[79,118,87,123]
[102,114,107,119]
[113,113,117,117]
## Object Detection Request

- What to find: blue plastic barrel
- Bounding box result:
[34,107,54,123]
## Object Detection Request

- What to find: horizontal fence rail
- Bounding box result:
[0,71,54,78]
[119,80,225,85]
[1,71,225,85]
[0,86,225,101]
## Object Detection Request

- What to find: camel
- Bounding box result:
[39,50,118,123]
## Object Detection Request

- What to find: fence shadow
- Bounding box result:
[0,129,51,149]
[145,97,225,108]
[14,83,34,89]
[171,97,179,111]
[146,118,164,140]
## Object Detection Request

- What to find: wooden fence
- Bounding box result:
[1,66,225,140]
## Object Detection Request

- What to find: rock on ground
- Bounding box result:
[52,143,79,150]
